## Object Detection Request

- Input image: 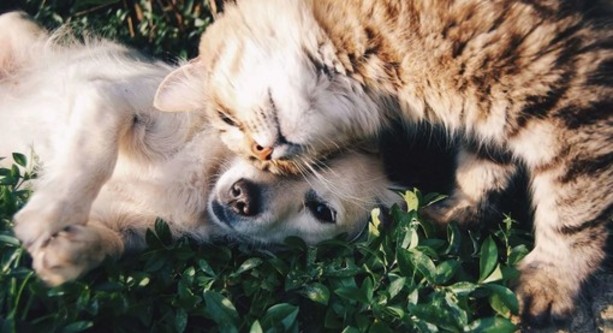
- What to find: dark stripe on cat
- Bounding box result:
[451,40,467,59]
[487,11,508,34]
[587,58,613,87]
[464,139,513,165]
[533,147,570,174]
[521,72,572,117]
[549,24,583,52]
[304,46,332,79]
[561,152,613,184]
[520,1,557,18]
[559,204,612,235]
[267,88,292,147]
[509,72,573,137]
[555,37,581,68]
[556,99,613,130]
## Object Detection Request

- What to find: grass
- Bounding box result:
[0,1,534,332]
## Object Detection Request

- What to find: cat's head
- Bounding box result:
[155,0,382,174]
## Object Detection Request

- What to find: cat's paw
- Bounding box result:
[420,195,480,226]
[30,225,107,286]
[515,261,577,328]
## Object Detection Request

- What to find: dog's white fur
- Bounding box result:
[0,12,399,286]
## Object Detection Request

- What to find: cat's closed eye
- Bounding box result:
[217,110,238,127]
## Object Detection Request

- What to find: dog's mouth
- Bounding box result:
[210,199,234,229]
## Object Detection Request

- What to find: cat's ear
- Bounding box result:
[154,59,207,112]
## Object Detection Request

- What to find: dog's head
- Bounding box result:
[208,150,401,245]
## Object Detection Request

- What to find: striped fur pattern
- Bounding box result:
[154,0,613,326]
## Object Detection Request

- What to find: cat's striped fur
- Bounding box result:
[154,0,613,326]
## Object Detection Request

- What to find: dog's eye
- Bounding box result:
[306,200,336,224]
[217,110,237,127]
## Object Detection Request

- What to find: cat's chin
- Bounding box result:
[251,159,302,175]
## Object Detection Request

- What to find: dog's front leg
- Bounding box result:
[14,81,133,259]
[31,220,124,286]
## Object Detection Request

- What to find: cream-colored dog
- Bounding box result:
[0,12,399,286]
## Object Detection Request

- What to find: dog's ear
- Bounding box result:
[154,59,206,112]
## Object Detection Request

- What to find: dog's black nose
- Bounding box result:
[226,178,260,216]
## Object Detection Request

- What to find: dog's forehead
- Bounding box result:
[310,153,384,193]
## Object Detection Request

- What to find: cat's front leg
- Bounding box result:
[517,166,610,326]
[13,82,132,254]
[421,146,517,225]
[31,220,124,286]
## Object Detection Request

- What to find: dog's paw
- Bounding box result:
[13,196,89,252]
[515,261,577,328]
[30,225,107,286]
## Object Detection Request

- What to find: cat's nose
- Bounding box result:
[226,178,260,216]
[251,143,273,161]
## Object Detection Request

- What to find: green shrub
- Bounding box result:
[0,155,532,332]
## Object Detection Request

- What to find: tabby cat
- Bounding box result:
[155,0,613,325]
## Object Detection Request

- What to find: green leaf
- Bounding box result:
[409,249,437,284]
[447,281,478,297]
[301,283,330,305]
[384,305,405,319]
[445,222,462,255]
[250,320,263,333]
[260,303,299,332]
[0,234,20,246]
[396,248,414,278]
[403,190,420,212]
[154,219,173,245]
[203,291,239,333]
[435,260,459,284]
[335,286,366,304]
[175,308,188,333]
[360,276,374,303]
[61,321,94,333]
[481,264,503,284]
[198,259,215,276]
[478,236,498,282]
[234,257,263,275]
[387,274,406,299]
[465,316,516,333]
[508,244,530,265]
[409,292,464,331]
[11,153,27,168]
[483,284,519,316]
[369,208,382,239]
[341,327,360,333]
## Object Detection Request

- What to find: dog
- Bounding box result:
[0,12,400,286]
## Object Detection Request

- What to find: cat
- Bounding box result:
[153,0,613,326]
[0,11,399,286]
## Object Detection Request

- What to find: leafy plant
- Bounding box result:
[0,155,533,332]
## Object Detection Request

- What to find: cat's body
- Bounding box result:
[155,0,613,325]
